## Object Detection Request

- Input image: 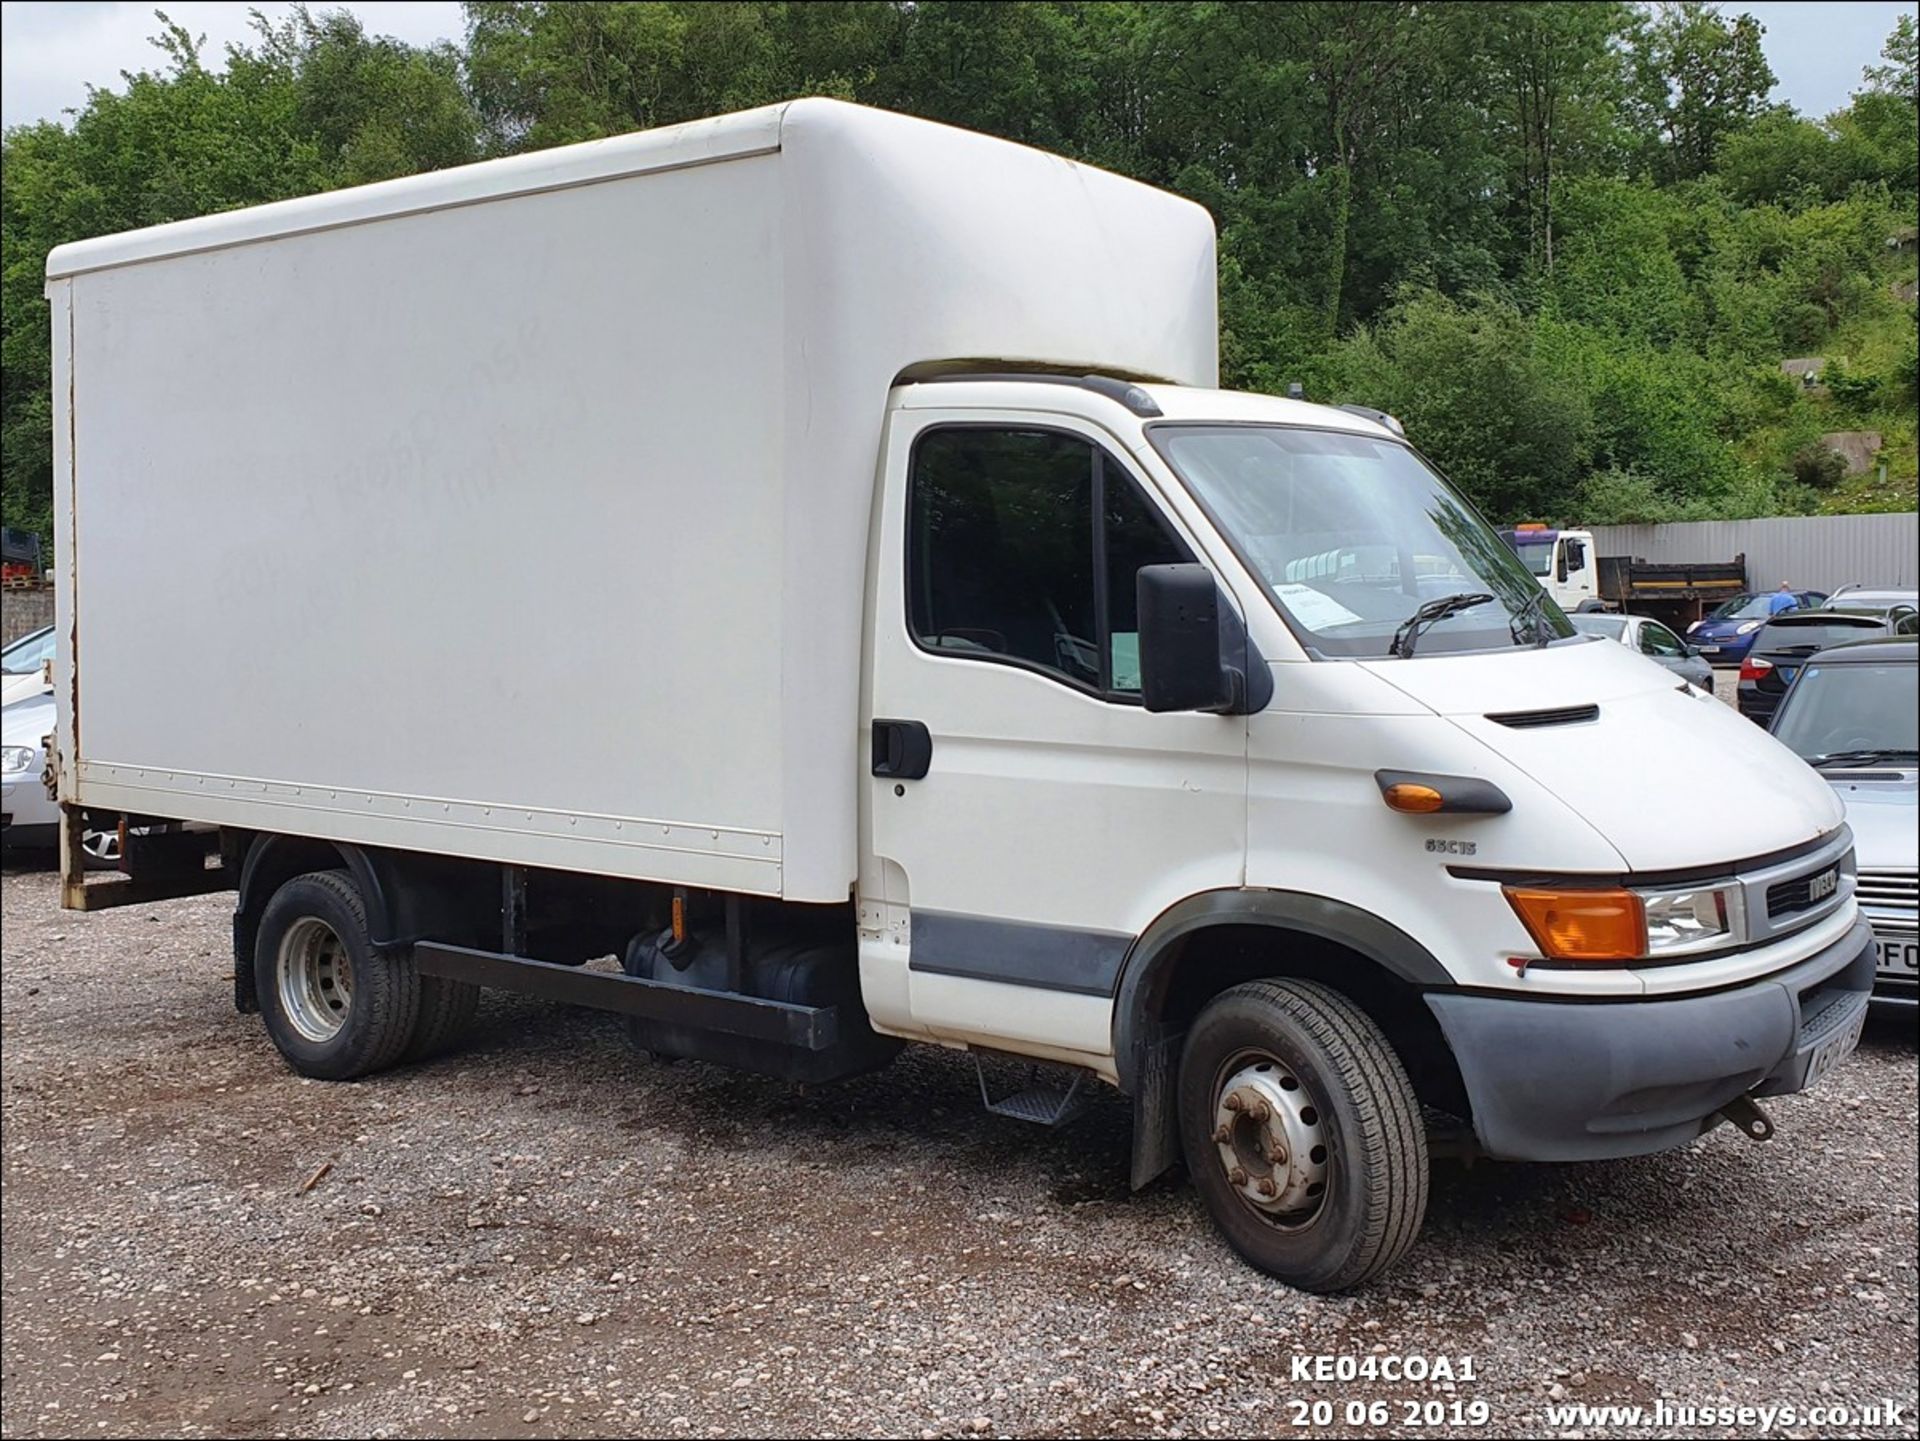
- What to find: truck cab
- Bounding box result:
[1503,523,1599,611]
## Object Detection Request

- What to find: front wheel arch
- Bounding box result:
[1112,891,1462,1189]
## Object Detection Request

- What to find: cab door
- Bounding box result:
[860,410,1248,1061]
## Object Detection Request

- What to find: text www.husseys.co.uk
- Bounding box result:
[1542,1399,1909,1433]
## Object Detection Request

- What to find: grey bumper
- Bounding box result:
[1426,917,1876,1162]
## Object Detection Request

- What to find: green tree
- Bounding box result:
[1630,2,1776,181]
[1483,2,1634,272]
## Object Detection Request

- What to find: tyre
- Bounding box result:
[404,973,480,1063]
[255,869,419,1080]
[1178,979,1428,1292]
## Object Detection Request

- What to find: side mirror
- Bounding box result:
[1555,548,1570,584]
[1137,564,1239,713]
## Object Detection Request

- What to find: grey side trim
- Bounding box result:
[907,911,1132,997]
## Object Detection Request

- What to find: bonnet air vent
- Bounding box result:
[1486,703,1600,729]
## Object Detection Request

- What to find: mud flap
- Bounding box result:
[1129,1026,1185,1190]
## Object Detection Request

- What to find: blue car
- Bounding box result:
[1686,590,1827,665]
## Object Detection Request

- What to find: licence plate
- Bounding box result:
[1805,1009,1865,1088]
[1699,644,1721,654]
[1876,936,1919,977]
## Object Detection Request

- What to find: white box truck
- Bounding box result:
[44,100,1874,1291]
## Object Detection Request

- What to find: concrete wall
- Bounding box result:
[1588,514,1918,595]
[1,584,54,647]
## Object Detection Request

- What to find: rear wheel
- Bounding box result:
[404,973,480,1062]
[1178,979,1428,1292]
[255,869,418,1080]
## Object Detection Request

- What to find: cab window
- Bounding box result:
[907,427,1190,698]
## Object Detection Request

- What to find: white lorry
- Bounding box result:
[1502,524,1601,611]
[45,100,1874,1291]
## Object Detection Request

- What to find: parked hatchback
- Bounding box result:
[1769,637,1917,1011]
[1687,590,1828,665]
[1570,611,1713,689]
[1738,609,1919,723]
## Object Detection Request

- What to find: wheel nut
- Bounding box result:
[1228,1166,1247,1187]
[1267,1144,1288,1166]
[1256,1177,1277,1198]
[1223,1093,1244,1113]
[1246,1099,1271,1122]
[1212,1124,1232,1145]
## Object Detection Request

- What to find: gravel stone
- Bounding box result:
[2,860,1915,1437]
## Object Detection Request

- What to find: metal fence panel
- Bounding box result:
[1587,515,1918,595]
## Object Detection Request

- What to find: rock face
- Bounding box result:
[1819,430,1884,476]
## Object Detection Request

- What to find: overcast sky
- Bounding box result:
[2,0,1915,131]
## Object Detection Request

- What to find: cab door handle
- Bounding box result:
[871,719,933,780]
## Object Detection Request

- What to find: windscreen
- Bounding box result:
[1511,540,1554,577]
[1571,615,1629,640]
[1756,617,1886,653]
[1709,594,1772,621]
[1151,425,1573,658]
[1772,661,1919,762]
[1,627,53,675]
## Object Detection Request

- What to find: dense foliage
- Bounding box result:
[3,2,1916,544]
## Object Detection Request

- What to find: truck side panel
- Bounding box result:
[66,158,788,895]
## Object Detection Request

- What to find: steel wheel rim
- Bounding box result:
[277,917,353,1042]
[1211,1049,1331,1229]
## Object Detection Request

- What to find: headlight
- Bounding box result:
[1735,619,1764,635]
[1504,887,1643,962]
[1637,883,1746,958]
[0,745,35,775]
[1504,881,1746,963]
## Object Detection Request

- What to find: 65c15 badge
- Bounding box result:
[1425,838,1477,856]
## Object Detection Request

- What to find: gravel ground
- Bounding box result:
[2,863,1915,1441]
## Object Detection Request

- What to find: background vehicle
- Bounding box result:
[1817,587,1920,626]
[1738,610,1918,723]
[1502,525,1600,611]
[1769,638,1918,1011]
[1,693,128,868]
[1,526,43,586]
[44,99,1874,1293]
[1686,591,1828,665]
[1568,612,1713,688]
[1,624,55,707]
[1499,527,1752,633]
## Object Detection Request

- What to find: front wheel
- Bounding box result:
[1178,979,1428,1292]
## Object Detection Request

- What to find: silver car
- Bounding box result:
[2,693,130,869]
[1768,636,1918,1012]
[1569,612,1714,689]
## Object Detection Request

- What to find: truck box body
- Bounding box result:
[45,100,1216,901]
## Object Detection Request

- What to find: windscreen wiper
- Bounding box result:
[1390,592,1493,659]
[1807,747,1920,769]
[1507,587,1555,648]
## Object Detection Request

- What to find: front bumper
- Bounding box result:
[1691,633,1753,663]
[1426,917,1876,1162]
